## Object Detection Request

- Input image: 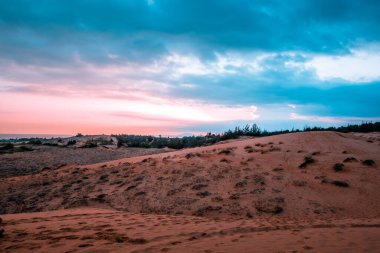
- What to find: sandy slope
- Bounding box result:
[1,208,380,253]
[0,131,380,252]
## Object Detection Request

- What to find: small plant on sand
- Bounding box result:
[333,163,344,172]
[343,157,358,163]
[193,206,222,216]
[83,139,97,148]
[28,139,42,145]
[362,159,375,166]
[16,146,33,152]
[196,191,211,197]
[218,149,232,155]
[67,140,76,146]
[299,156,315,169]
[235,180,247,188]
[332,180,349,187]
[0,143,14,150]
[185,153,201,159]
[192,184,208,190]
[293,180,307,187]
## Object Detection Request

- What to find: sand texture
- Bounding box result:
[0,131,380,252]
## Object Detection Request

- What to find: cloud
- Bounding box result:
[305,45,380,82]
[1,0,380,67]
[289,113,342,123]
[0,1,379,133]
[289,113,380,124]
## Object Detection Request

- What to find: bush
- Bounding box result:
[333,163,344,172]
[0,143,14,150]
[83,140,97,148]
[17,146,33,152]
[332,180,349,187]
[299,156,315,168]
[362,160,375,166]
[28,139,42,145]
[67,140,76,146]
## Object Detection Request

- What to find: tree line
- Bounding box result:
[114,121,380,149]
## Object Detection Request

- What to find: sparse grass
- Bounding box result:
[82,140,98,148]
[134,191,146,196]
[185,153,201,159]
[212,196,223,202]
[333,163,344,172]
[196,191,211,197]
[193,206,222,216]
[293,180,307,187]
[332,180,349,187]
[235,180,247,188]
[218,149,232,155]
[229,193,240,200]
[67,140,76,146]
[343,157,358,163]
[0,142,14,150]
[192,184,208,190]
[299,156,315,169]
[253,174,265,185]
[362,159,375,166]
[99,175,109,181]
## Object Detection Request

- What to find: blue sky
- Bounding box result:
[0,0,379,134]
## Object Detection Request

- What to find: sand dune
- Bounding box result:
[1,208,380,253]
[0,131,379,252]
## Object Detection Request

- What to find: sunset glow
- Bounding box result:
[1,1,379,135]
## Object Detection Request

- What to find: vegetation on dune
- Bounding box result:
[114,121,380,150]
[114,134,220,149]
[0,143,33,154]
[1,122,379,150]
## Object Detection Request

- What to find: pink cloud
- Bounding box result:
[0,89,259,134]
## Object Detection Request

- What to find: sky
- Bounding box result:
[0,0,380,135]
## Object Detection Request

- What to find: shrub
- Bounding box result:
[193,206,222,216]
[67,140,76,146]
[332,180,349,187]
[293,180,307,187]
[83,140,97,148]
[218,149,232,155]
[17,146,33,152]
[192,184,208,190]
[299,156,315,169]
[28,139,42,145]
[0,143,14,150]
[333,163,344,172]
[362,160,375,166]
[196,191,211,197]
[343,157,358,163]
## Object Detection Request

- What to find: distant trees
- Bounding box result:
[113,121,380,150]
[1,122,378,151]
[114,134,220,150]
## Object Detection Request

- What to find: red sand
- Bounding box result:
[1,131,380,252]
